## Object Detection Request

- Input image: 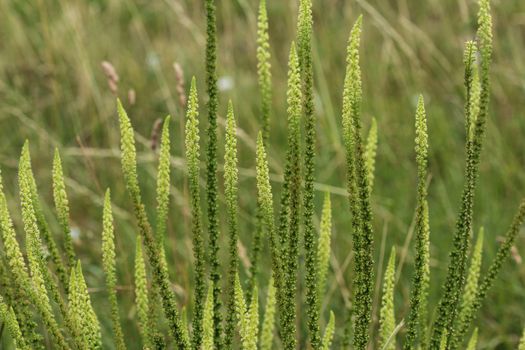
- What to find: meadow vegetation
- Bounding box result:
[1,0,525,349]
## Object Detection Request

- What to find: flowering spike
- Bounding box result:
[298,1,321,346]
[452,228,483,348]
[69,261,102,349]
[260,275,277,350]
[118,99,189,349]
[101,189,126,350]
[321,311,335,350]
[255,132,283,319]
[466,328,478,350]
[431,1,493,345]
[224,100,240,348]
[364,118,378,194]
[234,273,257,350]
[0,296,29,350]
[204,0,222,345]
[156,115,172,269]
[257,0,272,143]
[454,200,525,344]
[317,192,332,300]
[184,78,206,349]
[19,149,71,347]
[379,247,396,350]
[53,148,76,270]
[134,236,153,349]
[404,96,431,349]
[202,287,214,350]
[519,328,525,350]
[20,142,68,289]
[280,42,303,350]
[342,16,374,350]
[0,171,42,347]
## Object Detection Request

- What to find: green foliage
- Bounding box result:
[260,275,277,350]
[2,1,525,349]
[102,189,126,350]
[224,100,240,348]
[52,148,76,270]
[379,247,396,350]
[184,77,206,349]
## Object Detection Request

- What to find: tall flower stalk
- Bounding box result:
[379,247,396,350]
[404,96,431,349]
[52,149,76,271]
[297,0,321,347]
[431,1,493,346]
[204,0,222,346]
[280,43,303,350]
[341,16,375,350]
[118,100,189,349]
[185,78,206,349]
[101,189,126,350]
[224,101,240,347]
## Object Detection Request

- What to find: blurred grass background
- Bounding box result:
[1,0,525,348]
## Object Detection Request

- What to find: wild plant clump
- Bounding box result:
[1,0,525,349]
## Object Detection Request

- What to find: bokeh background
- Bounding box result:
[1,0,525,348]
